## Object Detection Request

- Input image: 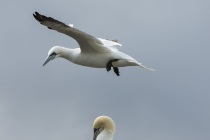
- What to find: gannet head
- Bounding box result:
[93,116,116,140]
[43,46,65,66]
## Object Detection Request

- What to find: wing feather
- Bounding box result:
[33,12,111,53]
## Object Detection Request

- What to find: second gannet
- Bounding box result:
[93,116,116,140]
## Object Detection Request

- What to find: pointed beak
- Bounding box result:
[43,54,56,66]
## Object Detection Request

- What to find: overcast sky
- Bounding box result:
[0,0,210,140]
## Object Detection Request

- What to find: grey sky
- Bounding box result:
[0,0,210,140]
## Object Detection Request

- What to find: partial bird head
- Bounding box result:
[43,46,64,66]
[93,116,116,140]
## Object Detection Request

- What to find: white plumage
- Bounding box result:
[33,12,155,76]
[93,116,116,140]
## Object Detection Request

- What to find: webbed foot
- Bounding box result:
[113,67,120,76]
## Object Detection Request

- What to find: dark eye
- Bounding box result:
[50,52,57,56]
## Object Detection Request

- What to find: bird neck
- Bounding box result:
[97,129,114,140]
[60,47,80,62]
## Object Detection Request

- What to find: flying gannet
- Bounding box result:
[93,116,116,140]
[33,12,155,76]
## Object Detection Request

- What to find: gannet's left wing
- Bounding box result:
[33,12,114,53]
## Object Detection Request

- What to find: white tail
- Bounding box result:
[138,63,156,71]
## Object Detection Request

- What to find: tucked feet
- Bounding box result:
[106,62,112,72]
[113,67,120,76]
[106,59,120,76]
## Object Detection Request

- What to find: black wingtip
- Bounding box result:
[33,13,36,19]
[33,11,69,29]
[34,12,41,16]
[33,11,44,22]
[33,11,39,21]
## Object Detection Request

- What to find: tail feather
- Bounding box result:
[126,59,155,71]
[138,63,156,71]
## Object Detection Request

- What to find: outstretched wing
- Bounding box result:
[33,12,112,53]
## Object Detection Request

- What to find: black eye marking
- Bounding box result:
[93,127,101,140]
[94,125,102,135]
[50,52,57,56]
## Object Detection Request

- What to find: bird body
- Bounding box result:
[48,46,141,68]
[96,129,113,140]
[33,12,155,76]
